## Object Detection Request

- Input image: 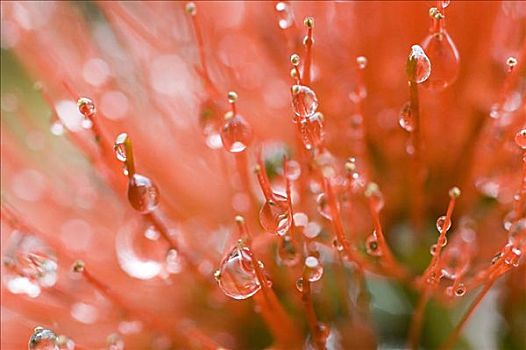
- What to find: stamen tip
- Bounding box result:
[449,186,461,198]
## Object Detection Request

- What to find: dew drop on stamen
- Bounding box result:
[399,101,415,132]
[316,193,332,220]
[430,243,438,256]
[365,183,385,212]
[113,133,128,162]
[408,45,431,84]
[304,256,324,282]
[77,97,96,118]
[436,215,451,232]
[220,113,252,153]
[291,85,319,118]
[28,327,59,350]
[277,236,299,267]
[128,174,160,214]
[215,245,261,300]
[296,277,304,292]
[365,232,382,256]
[454,283,466,297]
[275,2,293,30]
[515,129,526,149]
[421,31,459,90]
[259,194,292,236]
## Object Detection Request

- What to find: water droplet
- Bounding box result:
[113,133,128,162]
[316,193,332,220]
[220,113,252,153]
[259,193,292,236]
[2,232,58,298]
[199,99,223,149]
[304,256,324,282]
[296,277,304,292]
[332,239,344,252]
[277,236,300,266]
[365,232,382,256]
[399,101,415,132]
[504,247,522,267]
[304,221,322,239]
[293,212,309,227]
[408,45,431,84]
[128,174,160,214]
[441,0,450,8]
[454,283,466,296]
[508,219,526,246]
[421,31,459,90]
[115,216,170,280]
[106,333,125,350]
[56,335,75,350]
[165,248,182,274]
[502,210,517,231]
[285,160,301,181]
[291,85,319,118]
[430,243,438,256]
[81,118,93,130]
[436,215,451,232]
[365,183,385,212]
[356,56,368,69]
[77,97,96,118]
[275,2,294,30]
[50,120,65,136]
[298,112,324,150]
[28,327,58,350]
[215,244,260,300]
[515,129,526,149]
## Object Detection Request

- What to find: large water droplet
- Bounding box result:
[113,133,128,162]
[220,113,252,153]
[291,85,319,118]
[436,215,451,232]
[215,245,261,300]
[421,31,459,90]
[115,216,171,280]
[2,232,58,298]
[259,193,292,236]
[128,174,160,214]
[28,327,58,350]
[275,2,294,29]
[408,45,431,83]
[304,256,324,282]
[399,101,415,132]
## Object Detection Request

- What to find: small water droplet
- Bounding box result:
[291,85,319,118]
[316,193,332,220]
[259,194,292,236]
[275,2,294,30]
[332,239,344,252]
[408,45,431,84]
[165,248,182,274]
[430,243,438,256]
[304,256,323,282]
[220,113,252,153]
[2,232,58,298]
[77,97,96,118]
[28,327,58,350]
[508,219,526,246]
[277,236,299,266]
[128,174,160,214]
[454,283,466,296]
[421,31,459,90]
[441,0,450,8]
[296,277,304,292]
[113,133,128,162]
[216,245,260,300]
[356,56,368,69]
[304,221,322,239]
[436,215,452,232]
[285,160,301,181]
[293,212,309,227]
[399,101,415,132]
[50,121,65,136]
[365,183,385,212]
[365,232,382,256]
[515,129,526,149]
[106,333,125,350]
